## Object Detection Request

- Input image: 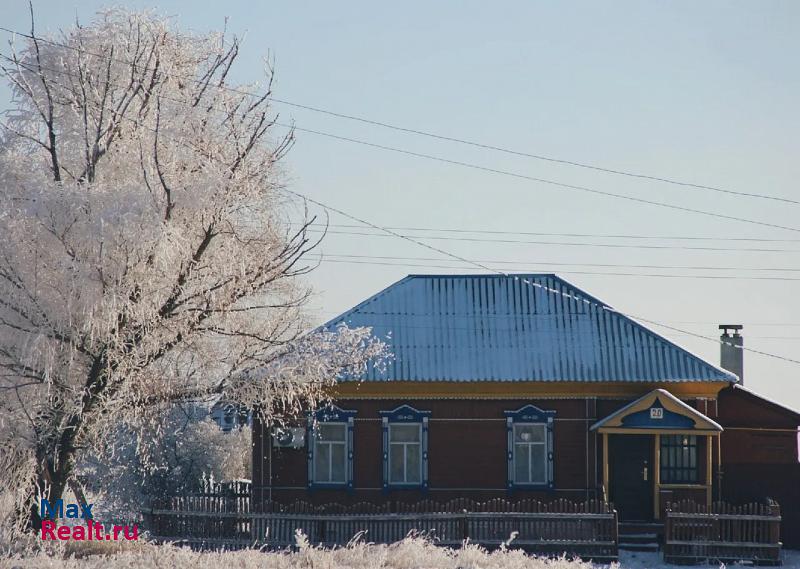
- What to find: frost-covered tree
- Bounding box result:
[0,9,386,531]
[79,404,252,521]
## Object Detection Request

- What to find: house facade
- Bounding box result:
[252,274,799,535]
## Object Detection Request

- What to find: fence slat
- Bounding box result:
[664,500,782,566]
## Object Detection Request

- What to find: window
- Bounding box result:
[389,424,422,484]
[307,406,355,489]
[513,423,547,485]
[314,423,347,484]
[381,405,430,489]
[505,404,555,489]
[660,434,699,484]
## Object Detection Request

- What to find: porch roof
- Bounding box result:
[590,388,723,434]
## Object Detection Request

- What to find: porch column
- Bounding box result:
[654,433,661,519]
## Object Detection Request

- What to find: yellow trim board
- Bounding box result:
[598,427,720,436]
[332,381,729,400]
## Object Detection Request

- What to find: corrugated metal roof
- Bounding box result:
[324,274,737,383]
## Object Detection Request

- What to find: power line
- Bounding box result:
[262,100,800,206]
[3,46,799,236]
[312,310,800,327]
[311,229,800,253]
[286,190,800,367]
[4,46,800,368]
[279,123,800,235]
[312,223,800,243]
[315,252,800,274]
[0,25,796,206]
[315,257,800,282]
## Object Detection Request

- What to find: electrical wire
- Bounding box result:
[310,229,800,253]
[0,25,796,206]
[312,223,800,243]
[3,47,799,235]
[3,45,800,367]
[315,252,800,273]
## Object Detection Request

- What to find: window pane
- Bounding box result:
[319,423,346,442]
[660,434,698,484]
[530,444,546,484]
[390,443,405,483]
[514,443,530,483]
[331,443,346,483]
[405,443,421,483]
[315,443,331,482]
[514,424,545,443]
[390,424,420,442]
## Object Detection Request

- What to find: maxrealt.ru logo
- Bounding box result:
[39,499,139,541]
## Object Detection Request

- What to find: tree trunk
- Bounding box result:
[27,452,76,531]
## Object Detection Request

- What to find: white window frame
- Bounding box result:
[388,423,423,485]
[312,422,348,485]
[512,423,548,485]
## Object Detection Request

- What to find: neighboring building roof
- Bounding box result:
[323,274,737,383]
[721,384,800,423]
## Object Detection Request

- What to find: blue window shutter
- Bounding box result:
[547,416,555,489]
[306,416,314,490]
[347,416,355,491]
[506,417,514,490]
[422,416,429,491]
[381,417,389,491]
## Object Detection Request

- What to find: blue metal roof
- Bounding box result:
[324,274,737,383]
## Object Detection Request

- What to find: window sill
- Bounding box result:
[508,483,554,491]
[309,482,350,489]
[384,484,425,490]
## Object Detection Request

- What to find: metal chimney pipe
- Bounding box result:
[719,324,744,384]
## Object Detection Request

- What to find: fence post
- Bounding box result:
[611,508,619,547]
[461,509,469,541]
[767,499,781,549]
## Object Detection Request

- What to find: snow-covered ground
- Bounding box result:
[2,540,799,568]
[618,549,800,568]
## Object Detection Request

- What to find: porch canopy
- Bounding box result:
[590,388,723,435]
[591,389,723,519]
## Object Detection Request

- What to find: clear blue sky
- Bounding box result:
[3,1,799,409]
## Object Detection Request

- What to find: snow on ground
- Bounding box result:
[617,549,800,568]
[2,541,799,568]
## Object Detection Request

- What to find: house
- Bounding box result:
[252,274,800,544]
[210,400,251,432]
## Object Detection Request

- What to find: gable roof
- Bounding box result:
[324,274,737,384]
[590,388,723,432]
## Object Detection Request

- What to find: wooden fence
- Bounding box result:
[146,498,618,560]
[664,499,782,566]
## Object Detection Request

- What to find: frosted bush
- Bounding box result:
[1,536,609,569]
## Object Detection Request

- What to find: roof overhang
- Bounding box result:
[590,388,723,434]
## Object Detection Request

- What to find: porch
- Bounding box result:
[592,389,723,523]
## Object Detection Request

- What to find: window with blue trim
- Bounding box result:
[307,405,356,489]
[505,404,555,489]
[380,405,430,490]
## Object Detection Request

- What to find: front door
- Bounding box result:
[609,434,653,521]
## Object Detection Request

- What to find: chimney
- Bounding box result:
[719,324,743,384]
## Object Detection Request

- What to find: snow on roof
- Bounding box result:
[324,274,737,383]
